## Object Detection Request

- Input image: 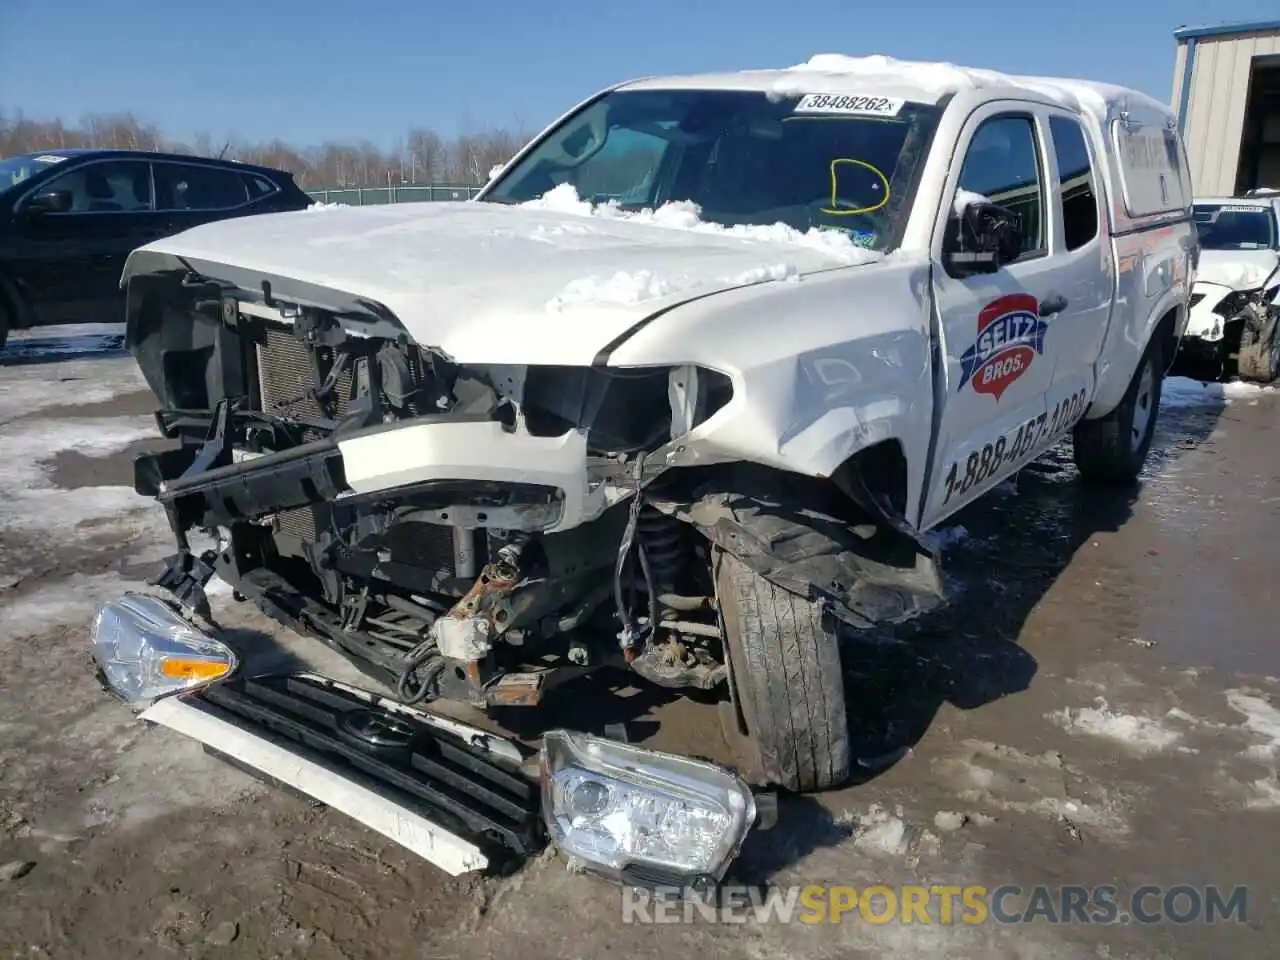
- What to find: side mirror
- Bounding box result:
[942,200,1024,277]
[25,190,74,216]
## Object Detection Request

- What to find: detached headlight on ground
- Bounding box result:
[90,592,237,704]
[540,729,757,886]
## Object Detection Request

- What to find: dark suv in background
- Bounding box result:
[0,149,313,349]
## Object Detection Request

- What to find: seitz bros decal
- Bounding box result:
[957,293,1049,401]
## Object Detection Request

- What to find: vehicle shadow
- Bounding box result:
[731,793,856,886]
[0,329,126,367]
[492,668,683,745]
[219,624,314,677]
[835,385,1228,784]
[471,382,1232,793]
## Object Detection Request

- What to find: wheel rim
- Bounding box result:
[1130,358,1156,452]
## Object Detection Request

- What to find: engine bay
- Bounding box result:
[126,276,739,710]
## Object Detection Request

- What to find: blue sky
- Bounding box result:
[1,0,1277,149]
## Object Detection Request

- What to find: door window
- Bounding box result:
[154,163,250,211]
[955,115,1046,259]
[1049,116,1099,250]
[30,160,154,213]
[244,173,279,200]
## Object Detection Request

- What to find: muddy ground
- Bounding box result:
[1,327,1278,959]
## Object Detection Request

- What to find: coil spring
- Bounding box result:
[636,506,686,597]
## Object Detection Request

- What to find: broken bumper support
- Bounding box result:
[136,405,608,537]
[92,595,763,886]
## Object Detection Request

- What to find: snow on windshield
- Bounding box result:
[521,183,880,263]
[521,184,861,309]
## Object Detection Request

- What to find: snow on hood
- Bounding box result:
[1194,249,1280,292]
[132,188,879,365]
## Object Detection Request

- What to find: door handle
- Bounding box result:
[1039,294,1069,317]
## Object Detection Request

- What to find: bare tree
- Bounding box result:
[1,111,538,187]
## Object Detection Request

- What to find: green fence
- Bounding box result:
[306,183,484,205]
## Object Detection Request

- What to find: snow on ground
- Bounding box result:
[838,802,913,857]
[1161,376,1278,410]
[1225,690,1280,762]
[521,183,879,263]
[0,356,147,425]
[0,414,164,540]
[1049,698,1183,753]
[1244,775,1280,809]
[0,571,152,639]
[7,322,126,342]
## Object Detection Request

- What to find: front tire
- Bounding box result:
[1073,336,1162,484]
[714,549,850,792]
[1236,304,1280,383]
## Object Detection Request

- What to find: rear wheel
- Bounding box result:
[714,549,850,793]
[1236,304,1280,383]
[0,298,10,352]
[1073,335,1163,484]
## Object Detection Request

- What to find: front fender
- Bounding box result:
[607,259,938,514]
[646,466,947,629]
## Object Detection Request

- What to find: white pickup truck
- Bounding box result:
[90,55,1194,885]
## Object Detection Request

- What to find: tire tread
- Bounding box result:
[717,550,849,792]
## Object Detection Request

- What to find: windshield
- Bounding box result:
[0,152,72,191]
[482,89,943,252]
[1193,203,1278,251]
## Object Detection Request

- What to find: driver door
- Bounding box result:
[920,105,1069,529]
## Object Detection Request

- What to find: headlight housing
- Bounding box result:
[540,729,756,887]
[90,592,237,705]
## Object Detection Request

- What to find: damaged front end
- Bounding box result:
[119,248,950,711]
[91,250,948,877]
[122,256,754,708]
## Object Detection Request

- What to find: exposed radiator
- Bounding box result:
[255,326,354,439]
[277,505,322,542]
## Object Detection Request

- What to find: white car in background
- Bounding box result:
[1179,195,1280,381]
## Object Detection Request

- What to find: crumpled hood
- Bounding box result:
[1194,249,1280,292]
[127,200,878,365]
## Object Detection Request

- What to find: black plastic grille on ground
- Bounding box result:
[195,674,544,859]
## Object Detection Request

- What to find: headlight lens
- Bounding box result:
[90,592,237,704]
[540,729,756,884]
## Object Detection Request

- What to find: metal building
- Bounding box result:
[1172,18,1280,196]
